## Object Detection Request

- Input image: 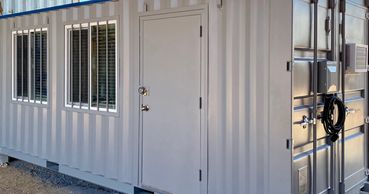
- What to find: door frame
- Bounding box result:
[138,5,208,194]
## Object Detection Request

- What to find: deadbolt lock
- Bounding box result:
[138,86,149,96]
[141,104,150,112]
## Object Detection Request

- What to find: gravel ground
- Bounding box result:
[0,160,124,194]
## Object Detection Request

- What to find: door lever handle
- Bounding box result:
[141,104,150,112]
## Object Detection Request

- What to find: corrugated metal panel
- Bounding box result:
[134,0,292,193]
[0,0,133,185]
[292,0,368,193]
[206,0,293,193]
[137,0,207,12]
[0,0,293,194]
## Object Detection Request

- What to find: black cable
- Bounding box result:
[321,94,346,142]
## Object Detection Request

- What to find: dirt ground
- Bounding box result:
[0,160,123,194]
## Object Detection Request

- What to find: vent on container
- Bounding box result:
[346,43,368,73]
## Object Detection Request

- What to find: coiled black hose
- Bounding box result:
[321,94,346,142]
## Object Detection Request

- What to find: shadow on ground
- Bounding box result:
[0,160,123,194]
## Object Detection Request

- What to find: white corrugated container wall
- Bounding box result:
[0,1,134,189]
[0,0,293,193]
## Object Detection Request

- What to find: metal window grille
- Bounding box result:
[66,20,117,112]
[13,28,48,104]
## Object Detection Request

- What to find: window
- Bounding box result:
[65,21,117,112]
[12,29,48,104]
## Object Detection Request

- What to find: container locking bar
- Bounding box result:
[311,0,319,194]
[339,0,347,193]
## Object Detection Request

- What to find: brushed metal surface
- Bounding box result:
[293,0,368,193]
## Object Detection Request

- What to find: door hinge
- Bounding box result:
[365,117,369,124]
[339,51,343,62]
[286,138,294,150]
[143,2,148,12]
[325,16,331,33]
[365,169,369,176]
[200,26,203,37]
[199,97,202,109]
[199,169,202,181]
[287,61,293,72]
[217,0,223,8]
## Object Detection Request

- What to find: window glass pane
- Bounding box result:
[91,25,98,108]
[98,24,107,109]
[71,29,80,103]
[30,32,35,100]
[41,31,47,101]
[22,34,29,98]
[108,23,116,110]
[35,31,41,101]
[81,29,89,104]
[69,28,88,105]
[16,35,22,98]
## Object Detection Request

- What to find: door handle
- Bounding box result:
[138,86,148,96]
[141,104,150,112]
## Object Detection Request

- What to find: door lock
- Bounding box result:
[141,104,150,112]
[138,86,148,96]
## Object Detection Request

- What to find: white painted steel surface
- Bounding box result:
[140,12,202,194]
[0,0,132,186]
[0,0,293,194]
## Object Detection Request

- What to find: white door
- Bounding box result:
[140,11,203,194]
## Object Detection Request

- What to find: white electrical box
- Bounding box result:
[346,43,368,73]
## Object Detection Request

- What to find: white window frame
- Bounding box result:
[65,20,118,113]
[12,28,48,105]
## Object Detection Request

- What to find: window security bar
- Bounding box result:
[65,20,117,113]
[12,28,47,104]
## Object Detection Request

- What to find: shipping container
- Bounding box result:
[0,0,366,194]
